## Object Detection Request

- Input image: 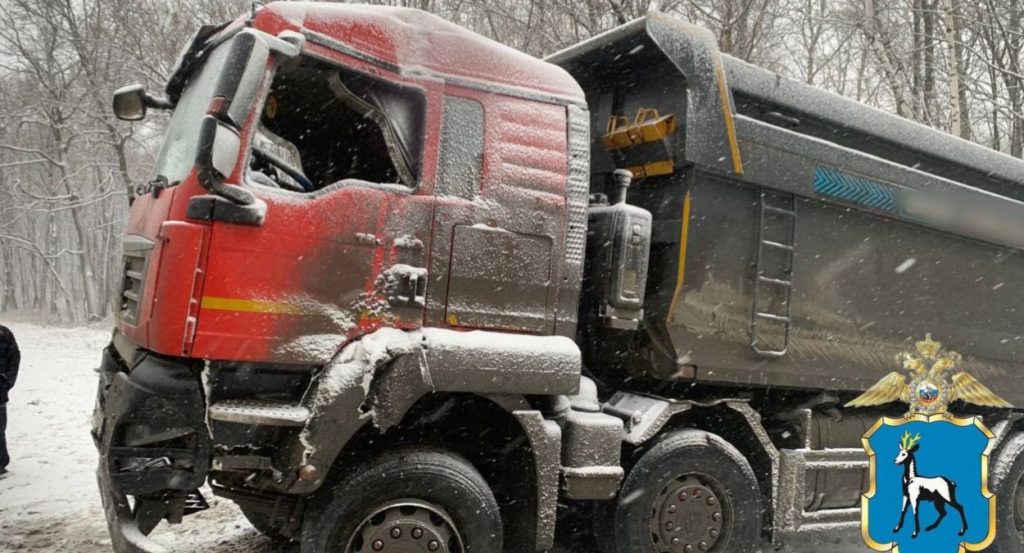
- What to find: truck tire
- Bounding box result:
[300,447,503,553]
[990,431,1024,552]
[238,504,289,542]
[600,429,764,553]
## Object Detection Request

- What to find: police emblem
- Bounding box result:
[847,335,1011,552]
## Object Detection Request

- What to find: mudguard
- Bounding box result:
[283,327,581,493]
[273,328,579,550]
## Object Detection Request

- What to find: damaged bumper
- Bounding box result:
[93,346,211,552]
[97,464,168,553]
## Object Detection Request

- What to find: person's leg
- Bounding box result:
[0,402,8,471]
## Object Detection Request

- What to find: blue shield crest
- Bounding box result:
[862,414,996,552]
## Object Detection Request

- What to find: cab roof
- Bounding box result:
[254,2,585,105]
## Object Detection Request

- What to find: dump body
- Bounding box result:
[551,14,1024,405]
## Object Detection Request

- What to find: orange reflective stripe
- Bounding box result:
[713,58,744,175]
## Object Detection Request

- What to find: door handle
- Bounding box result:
[386,265,427,308]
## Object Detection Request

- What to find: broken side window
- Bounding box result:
[249,57,425,193]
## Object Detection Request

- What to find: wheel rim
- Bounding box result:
[346,499,465,553]
[649,474,730,552]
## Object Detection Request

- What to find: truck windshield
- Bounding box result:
[152,43,232,184]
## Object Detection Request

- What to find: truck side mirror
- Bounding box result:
[211,121,241,179]
[112,84,173,121]
[112,85,147,121]
[187,114,264,226]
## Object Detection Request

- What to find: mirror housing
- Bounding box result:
[211,122,241,178]
[189,114,264,226]
[194,115,253,206]
[112,84,174,121]
[212,31,270,126]
[112,85,147,121]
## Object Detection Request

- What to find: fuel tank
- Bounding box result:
[582,169,652,331]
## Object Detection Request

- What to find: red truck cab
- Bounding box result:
[97,4,599,552]
[116,3,587,364]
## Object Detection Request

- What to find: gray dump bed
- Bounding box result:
[551,12,1024,404]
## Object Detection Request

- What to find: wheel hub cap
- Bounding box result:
[651,475,725,552]
[347,500,464,553]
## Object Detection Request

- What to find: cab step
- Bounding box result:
[208,399,310,427]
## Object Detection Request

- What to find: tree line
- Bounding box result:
[0,0,1020,322]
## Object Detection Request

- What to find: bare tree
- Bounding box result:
[941,0,971,138]
[1,0,1023,322]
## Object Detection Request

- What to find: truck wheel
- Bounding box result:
[300,447,503,553]
[238,504,289,542]
[990,432,1024,552]
[601,429,764,553]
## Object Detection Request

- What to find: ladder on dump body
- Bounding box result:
[751,190,796,357]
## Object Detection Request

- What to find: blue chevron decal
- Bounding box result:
[813,167,898,212]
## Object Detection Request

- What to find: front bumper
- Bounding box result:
[93,346,211,552]
[97,463,168,553]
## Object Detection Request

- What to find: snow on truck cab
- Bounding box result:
[96,3,1024,553]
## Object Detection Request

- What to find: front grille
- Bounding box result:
[118,235,155,325]
[120,253,146,323]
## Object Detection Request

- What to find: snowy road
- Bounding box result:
[0,322,861,553]
[0,323,274,553]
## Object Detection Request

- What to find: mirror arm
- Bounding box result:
[195,114,254,205]
[143,93,174,111]
[188,113,265,226]
[264,30,305,59]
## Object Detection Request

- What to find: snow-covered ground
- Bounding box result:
[0,321,859,553]
[0,322,282,553]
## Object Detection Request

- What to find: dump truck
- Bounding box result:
[95,3,1024,552]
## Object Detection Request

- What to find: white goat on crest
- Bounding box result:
[892,431,967,538]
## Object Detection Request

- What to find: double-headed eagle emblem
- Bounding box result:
[846,334,1010,415]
